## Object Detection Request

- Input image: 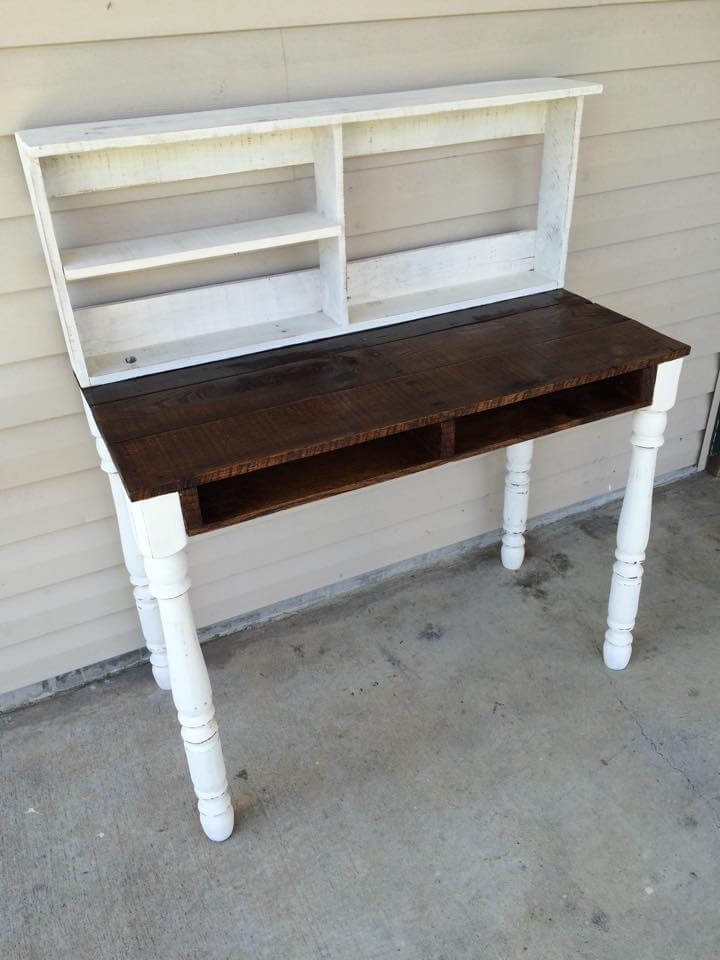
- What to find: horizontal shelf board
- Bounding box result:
[189,370,654,532]
[349,270,556,327]
[18,78,602,156]
[85,311,340,383]
[62,212,340,280]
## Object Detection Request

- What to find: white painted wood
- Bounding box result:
[74,233,548,383]
[129,493,234,841]
[15,147,90,385]
[41,129,314,198]
[348,270,555,328]
[17,78,602,156]
[61,212,341,280]
[18,80,601,386]
[40,102,546,199]
[345,102,546,158]
[501,440,534,570]
[312,125,348,325]
[604,358,684,670]
[349,230,535,302]
[84,312,337,383]
[535,96,583,286]
[82,400,169,688]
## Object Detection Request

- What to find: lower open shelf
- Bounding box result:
[185,368,653,533]
[348,269,555,328]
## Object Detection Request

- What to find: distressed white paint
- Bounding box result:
[82,400,169,689]
[15,151,89,384]
[17,78,602,156]
[535,96,583,286]
[74,231,547,382]
[129,493,234,841]
[61,212,342,280]
[501,440,534,570]
[313,125,348,326]
[39,102,548,199]
[17,78,601,387]
[604,359,684,669]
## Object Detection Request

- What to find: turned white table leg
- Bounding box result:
[604,359,684,669]
[130,493,234,841]
[501,439,534,570]
[82,400,169,689]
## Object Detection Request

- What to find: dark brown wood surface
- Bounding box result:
[83,289,689,531]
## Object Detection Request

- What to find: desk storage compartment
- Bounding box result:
[185,367,654,533]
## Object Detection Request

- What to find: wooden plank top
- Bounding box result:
[17,78,602,156]
[83,290,689,503]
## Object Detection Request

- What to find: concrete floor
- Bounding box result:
[2,473,719,960]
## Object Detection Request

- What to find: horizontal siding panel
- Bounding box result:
[2,10,719,137]
[678,355,719,400]
[0,607,143,696]
[570,174,720,252]
[1,0,690,48]
[0,355,79,430]
[0,470,112,548]
[0,288,66,363]
[0,414,97,491]
[0,518,122,601]
[578,63,720,139]
[667,313,720,355]
[566,224,720,297]
[279,6,719,104]
[578,120,720,197]
[0,564,135,650]
[1,31,288,136]
[601,270,720,329]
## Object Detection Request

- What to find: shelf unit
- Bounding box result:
[17,77,602,387]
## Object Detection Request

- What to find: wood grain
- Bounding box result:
[83,290,689,526]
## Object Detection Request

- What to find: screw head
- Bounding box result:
[124,355,137,365]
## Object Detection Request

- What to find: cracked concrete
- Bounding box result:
[1,472,719,959]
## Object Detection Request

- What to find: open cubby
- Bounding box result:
[18,78,603,386]
[185,367,655,533]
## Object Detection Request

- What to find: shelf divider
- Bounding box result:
[313,124,348,326]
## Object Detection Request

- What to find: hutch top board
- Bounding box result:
[17,77,602,388]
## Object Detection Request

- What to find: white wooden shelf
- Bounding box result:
[18,78,603,157]
[348,270,556,328]
[61,212,341,280]
[16,77,602,386]
[84,311,339,382]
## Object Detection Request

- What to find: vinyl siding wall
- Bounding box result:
[1,0,718,695]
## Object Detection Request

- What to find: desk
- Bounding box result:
[82,289,688,841]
